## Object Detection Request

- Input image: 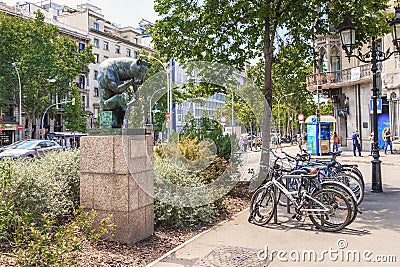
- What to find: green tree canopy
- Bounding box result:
[151,0,391,171]
[0,11,94,137]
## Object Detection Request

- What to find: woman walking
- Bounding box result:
[332,131,339,152]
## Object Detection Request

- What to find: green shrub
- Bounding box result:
[0,150,80,222]
[154,158,218,227]
[12,208,114,267]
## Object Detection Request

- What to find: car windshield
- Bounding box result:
[14,141,38,149]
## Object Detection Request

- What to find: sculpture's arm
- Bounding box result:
[115,79,135,93]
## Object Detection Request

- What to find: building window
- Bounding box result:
[81,96,86,108]
[103,41,109,50]
[94,22,99,30]
[103,56,108,61]
[133,51,138,59]
[79,43,85,51]
[95,54,99,63]
[134,38,138,44]
[93,38,99,47]
[94,87,99,97]
[115,45,120,54]
[126,49,131,57]
[94,70,98,80]
[78,76,85,89]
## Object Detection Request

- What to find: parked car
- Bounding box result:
[0,140,62,159]
[0,140,25,153]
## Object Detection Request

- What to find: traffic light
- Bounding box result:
[71,98,76,105]
[322,89,330,98]
[316,109,321,121]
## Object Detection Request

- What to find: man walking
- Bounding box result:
[384,127,394,154]
[352,129,362,157]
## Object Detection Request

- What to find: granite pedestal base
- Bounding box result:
[80,132,154,244]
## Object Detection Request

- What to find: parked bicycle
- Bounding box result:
[249,149,354,232]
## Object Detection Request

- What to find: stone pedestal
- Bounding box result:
[80,131,154,244]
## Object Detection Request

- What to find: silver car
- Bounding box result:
[0,140,62,159]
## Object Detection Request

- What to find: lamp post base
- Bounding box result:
[371,157,383,193]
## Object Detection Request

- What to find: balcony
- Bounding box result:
[306,64,372,91]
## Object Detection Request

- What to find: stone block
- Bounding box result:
[80,136,114,174]
[145,204,155,235]
[113,135,130,175]
[130,139,147,158]
[93,173,129,212]
[80,173,94,209]
[128,173,139,212]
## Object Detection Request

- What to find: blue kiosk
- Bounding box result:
[305,115,336,155]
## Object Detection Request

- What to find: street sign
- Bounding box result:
[219,116,227,124]
[369,99,382,114]
[297,113,304,121]
[17,125,23,131]
[165,112,170,119]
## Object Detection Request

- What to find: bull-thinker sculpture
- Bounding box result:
[98,57,151,128]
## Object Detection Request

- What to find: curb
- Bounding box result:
[145,207,250,267]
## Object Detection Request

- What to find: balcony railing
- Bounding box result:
[306,64,372,87]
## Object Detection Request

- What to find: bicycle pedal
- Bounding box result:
[292,214,302,221]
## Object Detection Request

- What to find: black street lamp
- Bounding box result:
[337,8,400,193]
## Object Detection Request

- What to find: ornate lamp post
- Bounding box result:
[337,8,400,193]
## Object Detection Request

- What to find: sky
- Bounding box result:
[3,0,159,27]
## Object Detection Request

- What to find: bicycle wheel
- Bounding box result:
[340,166,365,189]
[335,173,364,205]
[321,181,358,225]
[308,188,351,232]
[249,185,276,226]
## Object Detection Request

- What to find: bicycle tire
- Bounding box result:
[308,188,351,232]
[249,185,276,226]
[339,167,365,190]
[321,181,358,225]
[334,173,364,205]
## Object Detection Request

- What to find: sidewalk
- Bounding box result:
[148,147,400,267]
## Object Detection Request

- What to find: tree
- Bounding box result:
[64,85,87,133]
[151,0,390,175]
[0,11,94,138]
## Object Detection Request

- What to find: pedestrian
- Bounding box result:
[239,137,244,151]
[242,136,248,152]
[351,129,362,157]
[384,127,394,154]
[276,133,282,151]
[332,131,339,152]
[271,134,277,150]
[302,131,307,150]
[61,136,67,151]
[297,133,303,151]
[369,131,374,155]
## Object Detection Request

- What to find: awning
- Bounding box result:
[305,115,337,123]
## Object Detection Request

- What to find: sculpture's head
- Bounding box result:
[134,59,152,85]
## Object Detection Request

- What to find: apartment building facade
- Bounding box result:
[0,1,154,144]
[306,3,400,150]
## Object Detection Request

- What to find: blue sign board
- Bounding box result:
[306,122,331,155]
[369,99,382,114]
[377,113,390,149]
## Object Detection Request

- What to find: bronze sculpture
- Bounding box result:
[98,58,151,128]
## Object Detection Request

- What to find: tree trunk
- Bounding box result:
[257,17,274,190]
